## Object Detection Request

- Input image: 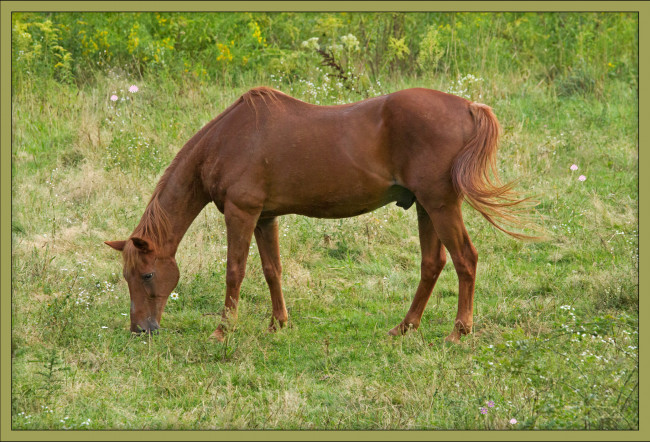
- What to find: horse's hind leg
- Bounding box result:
[254,217,288,332]
[389,202,446,336]
[212,200,260,341]
[421,200,478,343]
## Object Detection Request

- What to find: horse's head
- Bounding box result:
[105,237,179,333]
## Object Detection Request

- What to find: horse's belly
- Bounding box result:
[262,184,415,219]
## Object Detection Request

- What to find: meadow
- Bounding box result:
[10,12,638,430]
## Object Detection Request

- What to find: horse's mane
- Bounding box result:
[241,86,284,119]
[242,86,281,104]
[123,194,171,272]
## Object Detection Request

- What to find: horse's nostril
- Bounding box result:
[132,318,160,334]
[139,319,160,335]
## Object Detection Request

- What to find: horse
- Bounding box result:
[105,86,532,343]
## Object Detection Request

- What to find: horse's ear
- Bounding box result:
[130,237,153,253]
[105,240,126,251]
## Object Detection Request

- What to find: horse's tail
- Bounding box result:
[451,102,539,240]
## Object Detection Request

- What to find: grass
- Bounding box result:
[10,16,638,430]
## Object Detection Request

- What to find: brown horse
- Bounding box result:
[106,86,531,343]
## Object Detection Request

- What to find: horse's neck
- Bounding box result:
[145,156,210,256]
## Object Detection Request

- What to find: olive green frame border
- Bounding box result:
[1,1,646,440]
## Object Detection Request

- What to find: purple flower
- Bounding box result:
[570,164,578,171]
[480,407,488,415]
[129,85,139,93]
[578,175,586,182]
[487,400,495,408]
[509,418,518,424]
[110,95,118,102]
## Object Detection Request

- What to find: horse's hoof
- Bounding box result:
[387,325,402,336]
[268,316,288,333]
[210,328,226,342]
[444,332,461,344]
[388,322,415,336]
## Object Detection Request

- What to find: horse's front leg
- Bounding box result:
[389,202,446,335]
[254,217,288,332]
[211,200,260,341]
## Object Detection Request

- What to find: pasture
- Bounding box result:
[9,11,638,431]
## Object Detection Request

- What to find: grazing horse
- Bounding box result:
[106,86,531,343]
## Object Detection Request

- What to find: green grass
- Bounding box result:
[10,12,638,431]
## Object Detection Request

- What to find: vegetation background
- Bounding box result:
[10,11,638,430]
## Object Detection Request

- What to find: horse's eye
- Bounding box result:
[142,272,154,281]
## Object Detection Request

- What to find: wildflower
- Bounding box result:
[301,37,320,50]
[570,164,578,171]
[170,292,179,300]
[578,175,587,181]
[510,418,517,424]
[110,95,118,101]
[487,400,495,408]
[480,407,488,415]
[341,33,360,51]
[129,85,139,93]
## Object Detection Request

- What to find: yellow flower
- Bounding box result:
[217,42,233,62]
[251,21,265,44]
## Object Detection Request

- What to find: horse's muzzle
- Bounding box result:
[131,318,160,334]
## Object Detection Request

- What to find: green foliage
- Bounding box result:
[417,25,444,73]
[11,12,637,96]
[12,16,74,87]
